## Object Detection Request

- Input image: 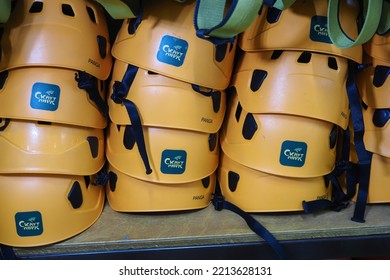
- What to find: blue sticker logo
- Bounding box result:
[30,82,60,111]
[15,211,43,237]
[279,141,308,167]
[310,16,332,44]
[160,150,187,174]
[157,35,188,67]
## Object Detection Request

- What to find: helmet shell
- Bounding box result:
[0,119,105,175]
[218,151,332,212]
[0,173,104,247]
[108,60,226,133]
[111,0,236,90]
[106,164,215,212]
[0,0,113,80]
[238,0,362,63]
[231,50,350,129]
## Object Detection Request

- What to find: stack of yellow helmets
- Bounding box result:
[218,0,363,212]
[353,32,390,204]
[0,0,112,247]
[105,0,235,212]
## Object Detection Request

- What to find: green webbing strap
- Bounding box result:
[194,0,264,41]
[272,0,296,11]
[0,0,11,23]
[93,0,140,19]
[377,0,390,35]
[327,0,384,48]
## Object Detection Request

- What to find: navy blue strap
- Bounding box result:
[75,71,109,120]
[346,61,373,223]
[0,118,10,131]
[212,193,288,259]
[0,245,16,260]
[111,64,152,175]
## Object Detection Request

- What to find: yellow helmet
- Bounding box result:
[106,122,219,183]
[0,67,107,129]
[0,0,113,80]
[357,55,390,108]
[362,105,390,158]
[363,33,390,63]
[111,0,236,90]
[108,60,226,133]
[218,151,332,212]
[0,119,105,175]
[220,93,338,178]
[0,173,105,247]
[350,144,390,204]
[106,164,216,212]
[231,50,350,129]
[238,0,362,63]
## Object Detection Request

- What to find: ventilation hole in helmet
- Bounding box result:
[29,2,43,13]
[250,69,267,92]
[211,90,221,113]
[62,4,75,17]
[108,171,118,192]
[361,100,368,110]
[86,6,97,23]
[329,125,338,149]
[68,181,83,209]
[235,102,242,122]
[87,136,99,158]
[258,4,263,15]
[266,6,282,23]
[208,133,218,152]
[324,176,330,188]
[147,70,158,75]
[127,17,139,35]
[228,171,239,192]
[37,121,52,125]
[242,113,258,140]
[271,50,283,59]
[123,125,136,149]
[0,71,8,90]
[97,35,107,59]
[116,124,121,131]
[84,176,90,188]
[297,52,312,63]
[328,57,338,70]
[373,109,390,128]
[202,176,210,188]
[215,43,228,62]
[373,65,390,88]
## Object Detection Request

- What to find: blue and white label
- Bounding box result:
[279,140,308,167]
[30,82,60,111]
[157,35,188,67]
[310,16,332,44]
[160,149,187,174]
[15,211,43,237]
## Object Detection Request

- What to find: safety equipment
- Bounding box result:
[0,0,11,23]
[0,119,105,175]
[238,0,362,63]
[106,122,219,183]
[218,151,332,212]
[0,173,105,247]
[363,33,390,65]
[328,0,390,49]
[108,60,226,133]
[0,0,113,80]
[357,55,390,108]
[362,105,390,158]
[349,144,390,204]
[106,164,216,212]
[220,93,339,178]
[0,68,107,129]
[231,50,350,129]
[111,0,237,90]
